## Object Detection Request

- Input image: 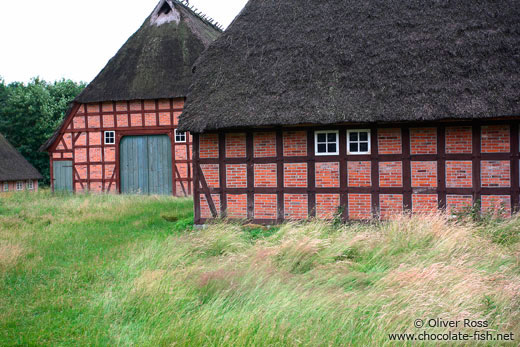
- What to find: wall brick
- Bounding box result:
[254,132,277,158]
[284,163,307,187]
[200,164,219,188]
[63,152,73,159]
[200,194,221,219]
[159,112,171,126]
[284,194,308,220]
[412,194,438,214]
[116,101,128,111]
[76,165,87,179]
[88,116,101,129]
[348,161,371,187]
[227,194,248,219]
[105,164,115,180]
[76,133,87,146]
[175,146,188,160]
[173,112,181,125]
[117,114,129,127]
[73,116,85,129]
[446,195,473,214]
[130,114,143,127]
[379,162,403,187]
[104,147,115,162]
[379,194,403,220]
[410,128,437,154]
[102,102,113,112]
[481,125,510,153]
[283,131,307,157]
[254,164,277,187]
[481,195,511,217]
[53,153,62,159]
[144,100,155,110]
[176,163,189,178]
[103,115,115,128]
[254,194,277,219]
[226,164,248,188]
[378,128,402,154]
[130,101,142,111]
[145,113,157,126]
[89,148,102,162]
[87,103,100,114]
[316,194,340,219]
[226,133,247,158]
[89,132,101,146]
[76,105,85,114]
[200,133,219,159]
[411,161,437,188]
[481,161,510,187]
[90,165,103,179]
[446,161,472,188]
[159,99,170,109]
[75,148,87,163]
[63,133,72,149]
[315,162,340,188]
[446,126,472,154]
[348,194,372,220]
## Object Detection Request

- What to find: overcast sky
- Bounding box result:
[0,0,247,83]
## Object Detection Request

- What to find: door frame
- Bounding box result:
[116,129,175,195]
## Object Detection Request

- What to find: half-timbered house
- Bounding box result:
[41,0,221,195]
[1,134,43,193]
[179,0,520,224]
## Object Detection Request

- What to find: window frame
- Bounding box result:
[16,181,23,191]
[174,129,187,143]
[3,182,8,192]
[347,129,371,155]
[27,180,34,190]
[314,130,339,156]
[104,131,116,145]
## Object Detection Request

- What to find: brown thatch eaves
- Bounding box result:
[0,134,43,181]
[179,0,520,133]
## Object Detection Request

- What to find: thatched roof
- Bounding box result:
[179,0,520,133]
[41,0,221,151]
[0,134,43,181]
[76,0,221,103]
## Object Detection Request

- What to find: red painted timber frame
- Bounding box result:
[193,118,520,225]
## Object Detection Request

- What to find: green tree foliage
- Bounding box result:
[0,77,85,185]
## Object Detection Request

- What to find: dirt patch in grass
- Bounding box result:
[0,242,25,268]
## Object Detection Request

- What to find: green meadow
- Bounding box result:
[0,191,519,346]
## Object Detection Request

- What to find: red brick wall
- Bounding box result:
[195,123,519,223]
[0,180,39,193]
[49,98,192,195]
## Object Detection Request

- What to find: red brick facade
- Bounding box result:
[194,122,520,224]
[0,180,39,194]
[48,98,192,195]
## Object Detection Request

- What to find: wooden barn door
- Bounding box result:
[53,161,73,192]
[120,135,173,195]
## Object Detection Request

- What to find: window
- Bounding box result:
[315,131,339,155]
[27,180,34,190]
[347,130,371,154]
[175,129,186,143]
[104,131,115,145]
[3,182,8,192]
[16,181,23,191]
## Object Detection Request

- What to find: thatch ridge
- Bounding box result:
[0,134,43,181]
[179,0,520,133]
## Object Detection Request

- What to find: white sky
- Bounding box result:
[0,0,247,83]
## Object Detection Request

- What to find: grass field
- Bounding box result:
[0,191,519,346]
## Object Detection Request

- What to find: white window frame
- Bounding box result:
[315,130,339,156]
[175,129,187,143]
[347,129,371,155]
[16,181,23,191]
[104,131,115,145]
[27,180,34,190]
[3,182,8,192]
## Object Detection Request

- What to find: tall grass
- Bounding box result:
[0,191,519,345]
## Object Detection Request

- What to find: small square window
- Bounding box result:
[104,131,115,145]
[16,181,23,191]
[315,131,339,155]
[175,129,187,143]
[347,130,371,155]
[3,182,8,192]
[27,181,34,190]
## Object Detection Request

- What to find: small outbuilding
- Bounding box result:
[0,134,43,193]
[179,0,520,224]
[41,0,221,195]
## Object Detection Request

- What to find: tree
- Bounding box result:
[0,78,85,185]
